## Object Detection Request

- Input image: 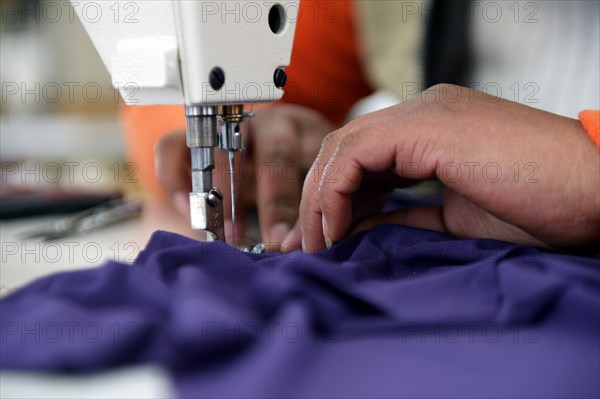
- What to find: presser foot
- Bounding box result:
[189,188,225,242]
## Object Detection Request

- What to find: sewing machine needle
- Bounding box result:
[228,150,236,239]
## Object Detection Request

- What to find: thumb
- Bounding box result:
[154,131,192,217]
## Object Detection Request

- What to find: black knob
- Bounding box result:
[273,68,287,88]
[209,67,225,90]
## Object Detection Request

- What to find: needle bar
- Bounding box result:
[228,150,236,240]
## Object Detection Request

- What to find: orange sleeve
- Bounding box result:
[121,0,372,196]
[121,104,185,198]
[579,110,600,150]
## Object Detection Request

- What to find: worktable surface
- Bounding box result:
[0,216,149,297]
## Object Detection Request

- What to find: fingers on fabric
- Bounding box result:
[281,220,302,253]
[252,114,302,248]
[298,95,460,252]
[300,122,417,252]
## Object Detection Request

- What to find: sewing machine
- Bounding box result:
[70,0,298,242]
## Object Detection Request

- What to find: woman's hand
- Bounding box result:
[154,104,335,244]
[283,84,600,252]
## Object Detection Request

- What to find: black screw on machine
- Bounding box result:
[209,67,225,90]
[273,68,287,88]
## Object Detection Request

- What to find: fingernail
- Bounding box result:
[173,192,189,216]
[322,216,333,249]
[269,223,290,243]
[281,241,297,253]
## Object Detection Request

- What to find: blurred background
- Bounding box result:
[1,0,147,296]
[1,0,129,218]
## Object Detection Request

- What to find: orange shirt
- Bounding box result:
[121,0,373,196]
[579,110,600,149]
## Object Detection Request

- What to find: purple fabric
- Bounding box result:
[1,225,599,398]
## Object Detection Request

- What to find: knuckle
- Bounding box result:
[262,142,297,165]
[429,83,455,92]
[343,116,365,131]
[421,83,467,111]
[154,166,168,185]
[320,130,338,150]
[425,83,459,97]
[337,131,358,151]
[264,196,298,210]
[153,133,188,186]
[262,197,299,221]
[153,138,168,159]
[256,127,299,164]
[154,131,184,154]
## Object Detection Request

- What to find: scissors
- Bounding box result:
[20,198,142,241]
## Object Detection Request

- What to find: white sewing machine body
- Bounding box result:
[70,0,299,242]
[71,0,298,106]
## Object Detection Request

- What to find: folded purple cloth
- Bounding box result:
[2,226,599,398]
